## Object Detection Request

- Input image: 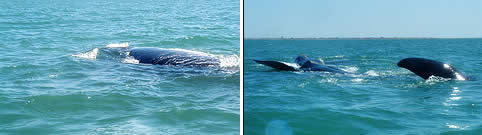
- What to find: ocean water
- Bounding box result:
[0,0,240,134]
[244,39,481,134]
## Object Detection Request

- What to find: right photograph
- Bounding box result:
[244,0,482,135]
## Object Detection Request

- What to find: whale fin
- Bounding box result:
[254,60,297,71]
[397,58,466,80]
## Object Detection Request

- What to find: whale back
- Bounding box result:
[397,57,464,80]
[295,55,326,65]
[294,55,346,73]
[299,61,347,73]
[128,47,219,67]
[295,55,310,66]
[128,47,163,64]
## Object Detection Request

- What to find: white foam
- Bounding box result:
[105,42,129,48]
[352,78,364,82]
[327,78,338,83]
[72,48,99,60]
[121,56,140,64]
[426,75,450,82]
[342,66,358,72]
[447,124,460,129]
[445,123,469,129]
[365,70,379,76]
[218,54,239,69]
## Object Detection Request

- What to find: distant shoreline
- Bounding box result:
[244,37,482,40]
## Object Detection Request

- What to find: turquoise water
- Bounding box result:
[0,0,240,134]
[244,39,481,134]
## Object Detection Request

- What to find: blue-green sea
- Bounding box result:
[0,0,240,134]
[244,39,481,135]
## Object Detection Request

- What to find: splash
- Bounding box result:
[342,66,358,72]
[445,123,469,129]
[217,54,239,68]
[72,48,99,60]
[426,75,451,82]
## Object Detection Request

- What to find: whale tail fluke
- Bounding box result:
[398,58,466,80]
[254,60,297,71]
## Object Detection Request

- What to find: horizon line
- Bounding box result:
[244,37,482,40]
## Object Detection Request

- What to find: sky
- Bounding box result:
[244,0,482,38]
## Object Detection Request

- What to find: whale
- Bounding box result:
[397,57,467,80]
[128,47,220,67]
[254,55,470,80]
[73,43,222,68]
[254,55,348,73]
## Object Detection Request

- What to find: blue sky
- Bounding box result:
[245,0,482,38]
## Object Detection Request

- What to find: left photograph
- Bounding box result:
[0,0,240,134]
